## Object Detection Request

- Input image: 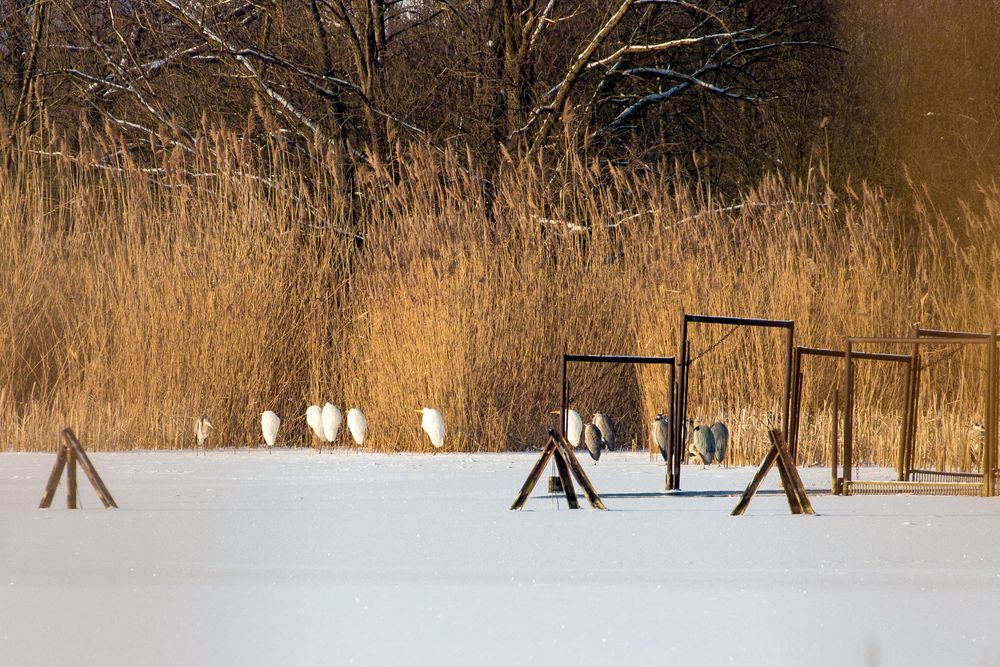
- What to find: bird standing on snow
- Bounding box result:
[550,408,583,448]
[710,420,729,465]
[593,412,616,451]
[418,407,445,449]
[322,403,343,444]
[305,405,325,446]
[194,415,213,453]
[583,422,603,462]
[347,407,367,445]
[261,411,280,450]
[651,414,670,463]
[686,420,715,466]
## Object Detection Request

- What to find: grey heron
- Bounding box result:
[710,420,729,465]
[593,412,616,451]
[686,420,716,466]
[651,414,670,462]
[194,414,213,453]
[583,422,603,462]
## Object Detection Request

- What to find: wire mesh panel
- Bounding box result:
[909,469,984,483]
[845,480,984,496]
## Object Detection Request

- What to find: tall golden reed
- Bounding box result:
[0,131,997,470]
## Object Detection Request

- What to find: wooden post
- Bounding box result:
[38,447,68,509]
[66,447,78,509]
[555,434,606,510]
[510,435,557,510]
[62,429,117,509]
[773,430,815,515]
[732,446,779,516]
[551,445,579,509]
[510,431,606,511]
[732,430,814,516]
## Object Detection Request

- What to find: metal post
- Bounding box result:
[898,352,915,482]
[906,347,921,480]
[667,362,676,489]
[831,389,840,494]
[781,324,794,456]
[986,329,997,496]
[843,340,854,493]
[789,347,803,461]
[560,353,568,440]
[674,315,689,490]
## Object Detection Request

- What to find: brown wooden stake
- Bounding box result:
[62,429,117,509]
[772,430,815,515]
[554,434,606,510]
[510,435,557,511]
[732,446,779,516]
[39,447,68,509]
[733,430,813,516]
[510,431,606,511]
[551,445,579,509]
[66,448,78,509]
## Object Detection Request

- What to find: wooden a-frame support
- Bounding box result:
[732,429,814,516]
[39,429,118,509]
[510,430,606,510]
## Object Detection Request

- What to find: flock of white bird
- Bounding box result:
[193,405,446,451]
[194,403,726,462]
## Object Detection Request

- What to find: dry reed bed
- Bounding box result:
[1,135,997,469]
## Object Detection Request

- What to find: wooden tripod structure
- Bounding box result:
[732,429,814,516]
[39,429,118,509]
[510,430,606,510]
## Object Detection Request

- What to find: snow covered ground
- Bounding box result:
[1,450,999,666]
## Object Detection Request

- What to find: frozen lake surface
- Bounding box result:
[1,450,999,666]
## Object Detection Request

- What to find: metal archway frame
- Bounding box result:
[788,345,912,494]
[842,331,999,497]
[673,314,794,491]
[559,353,676,487]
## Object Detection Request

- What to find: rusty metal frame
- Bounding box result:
[842,331,999,497]
[789,346,912,493]
[559,354,676,478]
[674,314,794,491]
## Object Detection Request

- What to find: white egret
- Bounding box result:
[347,407,367,445]
[417,407,445,449]
[583,422,603,462]
[261,411,280,450]
[305,405,325,445]
[651,414,670,462]
[194,415,213,453]
[710,420,729,465]
[322,403,343,444]
[550,408,583,448]
[593,412,616,451]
